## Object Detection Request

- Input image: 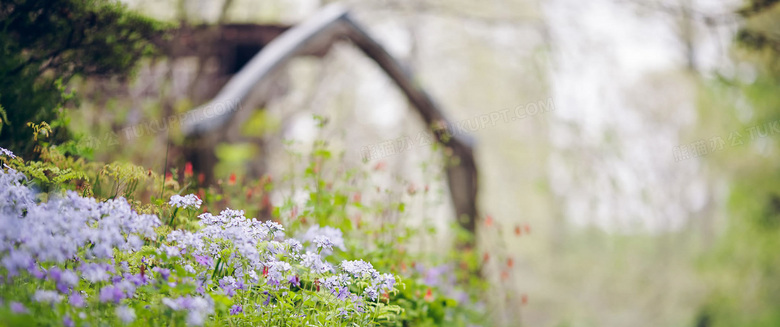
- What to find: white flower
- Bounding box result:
[301,251,332,274]
[313,236,334,251]
[302,225,345,254]
[341,260,379,279]
[168,194,202,209]
[161,245,181,258]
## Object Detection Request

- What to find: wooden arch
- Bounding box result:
[180,4,480,237]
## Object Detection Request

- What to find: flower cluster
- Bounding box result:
[302,224,346,253]
[0,168,164,324]
[168,194,203,209]
[165,207,395,304]
[0,169,160,270]
[0,166,400,326]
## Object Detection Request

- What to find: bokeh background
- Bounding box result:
[14,0,780,326]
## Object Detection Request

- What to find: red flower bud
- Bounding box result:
[424,288,434,302]
[184,162,193,178]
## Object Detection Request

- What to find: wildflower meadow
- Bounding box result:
[0,144,485,326]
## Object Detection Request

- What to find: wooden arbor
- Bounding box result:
[180,4,480,237]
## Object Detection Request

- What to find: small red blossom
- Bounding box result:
[521,294,528,305]
[424,288,434,302]
[184,162,193,178]
[483,252,490,263]
[524,224,531,234]
[514,225,522,236]
[229,173,237,186]
[507,258,514,268]
[197,173,205,184]
[353,192,362,203]
[485,215,493,227]
[262,266,268,278]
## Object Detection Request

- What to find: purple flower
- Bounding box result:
[63,316,74,327]
[375,273,396,292]
[219,276,239,297]
[263,221,284,234]
[152,267,171,280]
[229,304,243,315]
[28,265,45,279]
[48,267,63,282]
[341,260,378,279]
[60,270,79,288]
[33,290,62,304]
[80,263,111,283]
[194,255,213,267]
[116,305,136,324]
[301,251,331,274]
[364,286,379,300]
[2,250,33,277]
[302,225,345,253]
[124,273,149,286]
[337,287,351,301]
[288,275,300,288]
[10,302,27,314]
[312,236,334,251]
[0,147,16,158]
[262,291,271,306]
[99,285,125,303]
[285,239,303,253]
[162,295,212,312]
[265,261,291,289]
[69,293,86,308]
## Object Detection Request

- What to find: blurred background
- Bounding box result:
[6,0,780,326]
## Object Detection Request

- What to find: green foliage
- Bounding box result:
[695,68,780,326]
[0,0,169,158]
[2,144,165,203]
[97,161,150,198]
